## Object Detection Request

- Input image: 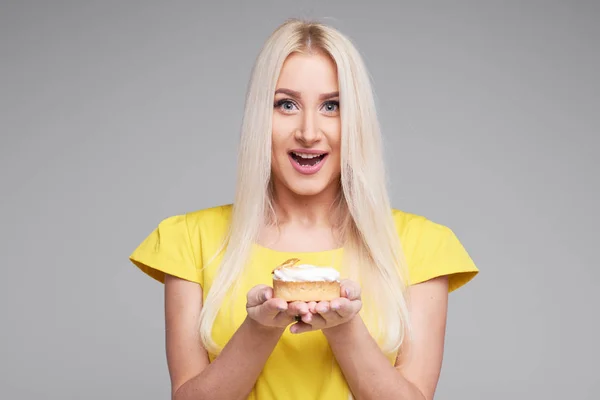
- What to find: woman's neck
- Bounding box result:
[270,182,342,228]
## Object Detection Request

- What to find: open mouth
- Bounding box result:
[289,151,327,167]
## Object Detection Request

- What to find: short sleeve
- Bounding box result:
[129,214,203,285]
[406,218,478,293]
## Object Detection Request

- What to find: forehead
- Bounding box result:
[276,51,339,93]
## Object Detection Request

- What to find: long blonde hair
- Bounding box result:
[199,18,412,357]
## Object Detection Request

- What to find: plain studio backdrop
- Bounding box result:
[1,1,598,399]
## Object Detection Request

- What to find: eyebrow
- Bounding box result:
[274,88,339,100]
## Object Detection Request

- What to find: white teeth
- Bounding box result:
[292,152,324,159]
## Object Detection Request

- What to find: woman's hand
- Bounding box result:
[245,284,311,330]
[291,279,362,334]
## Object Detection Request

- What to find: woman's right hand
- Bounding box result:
[245,284,311,330]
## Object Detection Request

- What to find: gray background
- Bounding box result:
[1,1,598,399]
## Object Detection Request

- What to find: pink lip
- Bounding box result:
[289,148,328,155]
[288,152,328,175]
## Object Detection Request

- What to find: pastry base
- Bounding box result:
[273,280,341,302]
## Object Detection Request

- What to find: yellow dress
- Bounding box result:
[129,204,478,399]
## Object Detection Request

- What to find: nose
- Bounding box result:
[294,109,321,145]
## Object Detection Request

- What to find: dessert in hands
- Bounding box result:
[272,258,341,302]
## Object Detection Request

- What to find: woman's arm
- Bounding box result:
[164,274,306,400]
[311,276,449,400]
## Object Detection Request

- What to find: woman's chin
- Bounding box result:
[271,169,341,198]
[284,179,338,198]
[291,187,327,197]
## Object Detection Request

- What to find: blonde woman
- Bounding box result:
[130,18,478,400]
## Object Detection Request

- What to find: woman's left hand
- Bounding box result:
[290,279,362,334]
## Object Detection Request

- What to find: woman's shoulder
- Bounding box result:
[177,204,233,248]
[185,203,233,228]
[391,208,450,236]
[150,203,233,240]
[391,208,479,291]
[128,204,233,284]
[390,207,466,252]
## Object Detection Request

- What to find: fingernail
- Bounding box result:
[345,289,352,298]
[331,304,340,310]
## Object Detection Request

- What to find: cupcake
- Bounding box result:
[272,258,341,302]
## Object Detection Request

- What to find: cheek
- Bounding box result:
[327,128,342,173]
[273,114,297,135]
[324,121,342,151]
[271,139,288,168]
[271,133,290,170]
[271,119,285,147]
[324,119,341,144]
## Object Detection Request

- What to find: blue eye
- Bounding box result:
[274,99,298,112]
[322,101,339,113]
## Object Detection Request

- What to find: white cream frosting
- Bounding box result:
[273,264,340,282]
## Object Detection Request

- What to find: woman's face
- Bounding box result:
[271,51,342,198]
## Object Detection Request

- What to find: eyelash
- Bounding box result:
[274,99,340,114]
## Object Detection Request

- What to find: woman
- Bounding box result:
[130,18,478,400]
